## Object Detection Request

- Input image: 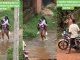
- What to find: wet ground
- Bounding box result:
[0,32,13,60]
[25,31,57,60]
[57,48,80,60]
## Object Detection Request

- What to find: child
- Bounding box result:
[37,16,48,35]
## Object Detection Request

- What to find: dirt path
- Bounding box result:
[57,48,80,60]
[25,30,57,60]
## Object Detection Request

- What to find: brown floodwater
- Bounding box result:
[0,40,11,54]
[26,40,56,60]
[29,47,50,60]
[0,32,13,60]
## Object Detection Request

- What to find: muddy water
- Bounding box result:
[0,33,13,60]
[0,40,12,60]
[25,31,57,60]
[36,47,50,59]
[29,47,50,60]
[26,41,50,60]
[0,41,11,54]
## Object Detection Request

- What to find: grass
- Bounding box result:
[23,15,41,39]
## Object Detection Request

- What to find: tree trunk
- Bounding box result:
[34,0,42,13]
[13,7,19,60]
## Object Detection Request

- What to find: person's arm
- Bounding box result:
[2,20,8,25]
[43,20,47,26]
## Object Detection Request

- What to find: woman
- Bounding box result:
[37,16,47,40]
[1,16,9,39]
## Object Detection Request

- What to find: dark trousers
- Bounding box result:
[68,38,75,53]
[70,38,75,47]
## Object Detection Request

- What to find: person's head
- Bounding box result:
[41,16,46,20]
[65,14,76,25]
[4,16,9,21]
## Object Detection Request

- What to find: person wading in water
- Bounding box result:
[37,16,48,41]
[1,16,10,40]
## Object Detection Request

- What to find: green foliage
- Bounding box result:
[45,16,57,30]
[23,15,41,39]
[7,47,13,60]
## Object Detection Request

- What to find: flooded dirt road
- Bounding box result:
[25,31,57,60]
[0,32,13,60]
[57,48,80,60]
